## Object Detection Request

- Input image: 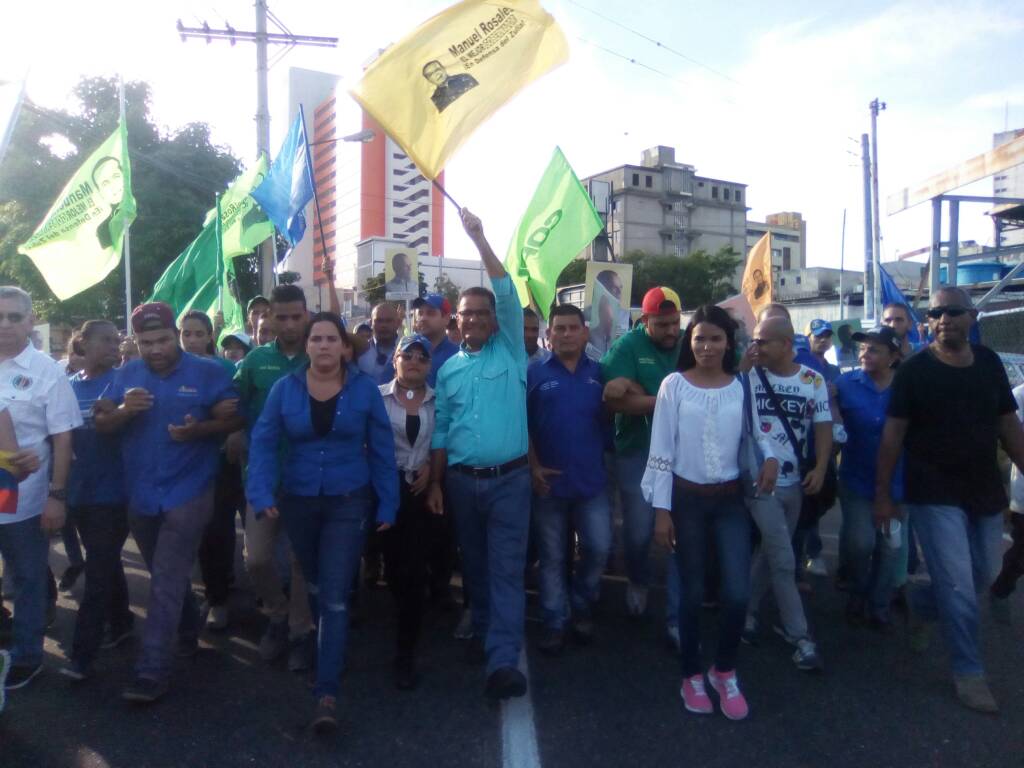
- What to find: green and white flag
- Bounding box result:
[505,147,603,319]
[203,157,275,259]
[148,217,245,339]
[18,122,136,300]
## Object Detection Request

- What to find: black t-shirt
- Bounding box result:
[310,393,340,438]
[888,344,1016,516]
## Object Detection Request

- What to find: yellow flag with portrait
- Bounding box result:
[350,0,568,180]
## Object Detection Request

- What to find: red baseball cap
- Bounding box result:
[131,302,176,334]
[412,293,453,315]
[641,287,682,316]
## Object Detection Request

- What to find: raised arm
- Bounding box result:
[461,208,505,279]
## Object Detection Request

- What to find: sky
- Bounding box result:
[3,0,1023,284]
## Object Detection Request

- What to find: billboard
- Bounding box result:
[384,246,419,300]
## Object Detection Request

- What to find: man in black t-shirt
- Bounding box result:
[876,287,1024,714]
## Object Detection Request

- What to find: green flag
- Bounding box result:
[504,147,603,319]
[18,122,136,300]
[148,218,245,338]
[203,157,274,259]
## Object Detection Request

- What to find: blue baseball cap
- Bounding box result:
[411,294,452,315]
[397,334,432,357]
[808,319,833,337]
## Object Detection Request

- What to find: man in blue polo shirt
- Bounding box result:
[528,304,610,655]
[94,302,241,704]
[427,208,531,701]
[412,293,459,387]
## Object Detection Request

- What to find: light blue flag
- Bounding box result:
[250,111,314,246]
[879,263,920,343]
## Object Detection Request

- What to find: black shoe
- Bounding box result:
[5,662,42,690]
[536,628,565,656]
[311,696,338,736]
[464,637,486,665]
[846,596,867,627]
[45,600,57,629]
[287,632,315,673]
[570,615,594,645]
[59,659,92,683]
[58,564,85,593]
[101,624,134,650]
[394,655,420,691]
[176,637,198,659]
[122,677,168,703]
[485,667,527,700]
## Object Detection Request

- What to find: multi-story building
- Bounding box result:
[746,212,807,272]
[581,145,748,261]
[993,128,1024,248]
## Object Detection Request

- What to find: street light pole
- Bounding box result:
[869,98,886,324]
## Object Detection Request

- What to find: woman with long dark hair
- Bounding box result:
[247,312,398,735]
[642,304,778,721]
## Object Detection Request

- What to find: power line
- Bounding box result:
[566,0,741,86]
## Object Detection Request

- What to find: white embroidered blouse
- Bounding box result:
[641,373,774,511]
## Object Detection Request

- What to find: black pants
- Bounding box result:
[71,504,133,665]
[991,512,1024,599]
[383,475,430,658]
[198,458,243,607]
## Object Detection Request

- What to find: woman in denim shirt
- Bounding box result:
[247,312,398,735]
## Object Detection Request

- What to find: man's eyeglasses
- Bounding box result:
[399,352,429,363]
[0,312,26,324]
[926,306,970,320]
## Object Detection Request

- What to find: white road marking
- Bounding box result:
[501,649,542,768]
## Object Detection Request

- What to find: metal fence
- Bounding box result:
[980,306,1024,387]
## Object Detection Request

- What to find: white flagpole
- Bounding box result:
[119,76,133,334]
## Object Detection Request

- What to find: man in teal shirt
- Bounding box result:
[427,208,530,701]
[602,287,684,648]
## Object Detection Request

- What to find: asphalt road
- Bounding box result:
[2,506,1023,768]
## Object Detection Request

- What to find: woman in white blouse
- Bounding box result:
[378,335,437,691]
[642,305,778,722]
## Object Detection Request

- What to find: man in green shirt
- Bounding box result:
[234,284,315,669]
[601,287,684,647]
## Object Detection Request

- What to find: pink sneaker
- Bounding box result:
[708,667,749,721]
[679,674,713,714]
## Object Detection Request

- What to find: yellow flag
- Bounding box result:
[741,232,773,318]
[350,0,568,180]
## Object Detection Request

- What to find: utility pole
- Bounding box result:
[176,8,337,296]
[861,133,873,321]
[869,98,886,325]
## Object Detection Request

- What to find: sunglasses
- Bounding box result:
[399,352,429,363]
[926,306,970,320]
[0,312,26,324]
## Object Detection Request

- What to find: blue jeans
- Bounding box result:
[670,486,751,677]
[446,464,531,675]
[0,516,48,667]
[280,489,372,698]
[907,504,1003,677]
[533,493,612,630]
[839,486,907,620]
[615,452,680,627]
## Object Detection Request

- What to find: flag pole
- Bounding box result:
[215,192,224,313]
[431,178,462,214]
[119,76,133,334]
[301,105,332,311]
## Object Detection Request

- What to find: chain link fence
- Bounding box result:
[980,306,1024,387]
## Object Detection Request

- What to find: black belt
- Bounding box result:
[451,455,528,479]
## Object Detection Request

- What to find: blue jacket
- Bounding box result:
[246,364,399,523]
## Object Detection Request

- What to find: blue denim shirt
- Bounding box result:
[431,274,528,467]
[835,369,903,501]
[103,353,238,515]
[527,355,608,499]
[246,364,399,523]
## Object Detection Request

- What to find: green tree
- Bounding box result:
[362,272,386,306]
[623,246,741,309]
[556,258,587,287]
[433,272,461,307]
[0,77,243,325]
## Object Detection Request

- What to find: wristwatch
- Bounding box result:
[48,487,67,502]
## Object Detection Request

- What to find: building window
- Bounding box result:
[632,173,640,186]
[724,188,731,201]
[698,181,704,187]
[783,247,791,270]
[712,186,719,199]
[795,276,802,285]
[780,278,786,286]
[735,190,742,203]
[645,175,653,188]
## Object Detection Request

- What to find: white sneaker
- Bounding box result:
[625,583,648,617]
[206,605,229,631]
[806,558,828,577]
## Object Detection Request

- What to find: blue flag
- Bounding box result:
[879,263,921,343]
[251,112,314,246]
